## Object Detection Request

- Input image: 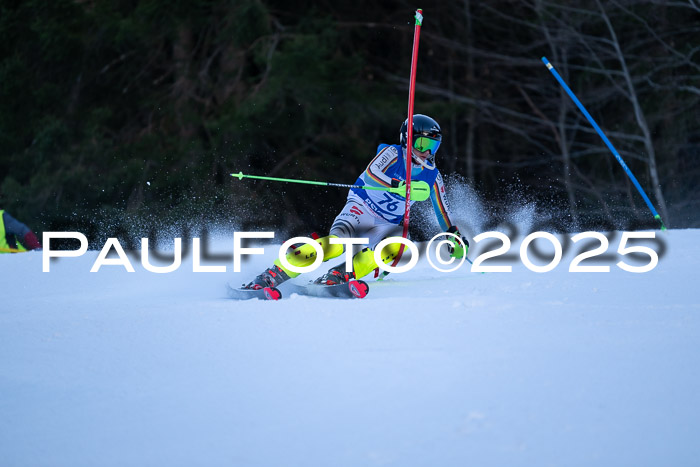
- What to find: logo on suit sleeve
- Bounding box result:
[350,206,364,216]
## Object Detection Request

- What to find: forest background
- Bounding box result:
[1,0,698,246]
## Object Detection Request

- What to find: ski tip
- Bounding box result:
[348,280,369,299]
[263,287,282,301]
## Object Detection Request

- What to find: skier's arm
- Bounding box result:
[430,171,455,231]
[2,212,41,250]
[431,173,469,258]
[365,146,399,188]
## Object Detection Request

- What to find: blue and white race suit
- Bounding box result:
[329,144,455,249]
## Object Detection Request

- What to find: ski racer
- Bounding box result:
[243,114,469,290]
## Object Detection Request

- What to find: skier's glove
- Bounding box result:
[390,178,431,202]
[446,226,469,259]
[391,179,408,199]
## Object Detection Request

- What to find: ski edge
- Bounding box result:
[226,284,282,301]
[292,280,369,299]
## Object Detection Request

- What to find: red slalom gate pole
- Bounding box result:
[389,9,423,270]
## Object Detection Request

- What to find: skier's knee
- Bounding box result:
[274,234,344,277]
[317,235,344,261]
[351,241,402,279]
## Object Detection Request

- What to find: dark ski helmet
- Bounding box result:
[400,114,442,164]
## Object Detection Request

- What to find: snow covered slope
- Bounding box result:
[1,229,699,466]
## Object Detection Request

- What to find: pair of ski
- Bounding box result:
[227,279,369,301]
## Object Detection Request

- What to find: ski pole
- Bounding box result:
[230,172,431,201]
[541,57,666,231]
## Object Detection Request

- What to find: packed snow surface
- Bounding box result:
[2,229,699,466]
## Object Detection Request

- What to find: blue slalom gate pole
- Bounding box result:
[541,57,666,231]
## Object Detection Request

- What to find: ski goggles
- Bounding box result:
[413,136,441,155]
